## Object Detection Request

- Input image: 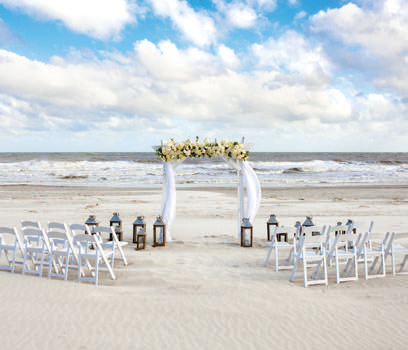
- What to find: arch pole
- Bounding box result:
[238,168,245,233]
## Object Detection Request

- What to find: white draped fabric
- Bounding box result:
[241,161,262,224]
[161,159,186,241]
[160,158,261,241]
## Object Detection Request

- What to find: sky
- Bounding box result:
[0,0,407,152]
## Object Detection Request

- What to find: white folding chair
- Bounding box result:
[47,231,72,281]
[324,231,358,284]
[264,226,299,271]
[289,226,328,288]
[360,232,388,280]
[67,223,96,276]
[344,231,389,280]
[93,226,128,266]
[73,233,116,285]
[21,228,48,277]
[382,233,408,275]
[0,227,24,273]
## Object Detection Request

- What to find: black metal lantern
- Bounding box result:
[335,221,346,235]
[153,215,166,247]
[294,221,302,236]
[136,228,147,250]
[346,219,357,234]
[266,214,279,241]
[133,216,146,243]
[241,218,253,247]
[85,215,98,234]
[302,216,314,227]
[110,212,123,241]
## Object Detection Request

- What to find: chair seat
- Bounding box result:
[0,244,16,250]
[51,247,72,255]
[333,249,355,257]
[392,244,408,253]
[81,250,114,260]
[266,241,291,247]
[101,241,128,248]
[26,246,46,253]
[361,248,383,256]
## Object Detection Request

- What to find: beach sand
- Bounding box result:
[1,184,408,349]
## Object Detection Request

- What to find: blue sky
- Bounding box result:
[0,0,407,152]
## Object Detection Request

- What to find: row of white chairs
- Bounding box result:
[0,221,129,285]
[265,222,408,287]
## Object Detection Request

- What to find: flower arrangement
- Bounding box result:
[155,137,249,162]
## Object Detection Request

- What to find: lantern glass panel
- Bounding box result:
[242,228,251,246]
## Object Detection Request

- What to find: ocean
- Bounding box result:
[0,152,407,187]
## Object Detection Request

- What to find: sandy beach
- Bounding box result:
[1,184,408,349]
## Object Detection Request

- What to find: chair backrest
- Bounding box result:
[302,225,327,238]
[271,226,299,243]
[69,224,91,236]
[21,221,42,230]
[47,222,66,232]
[21,227,52,252]
[329,225,352,235]
[21,227,44,238]
[46,231,69,245]
[93,226,114,241]
[297,232,328,258]
[0,227,19,246]
[301,226,327,251]
[73,233,97,245]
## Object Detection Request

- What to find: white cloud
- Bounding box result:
[0,39,353,135]
[217,44,241,70]
[294,10,307,22]
[310,1,408,58]
[252,30,333,87]
[252,0,276,12]
[135,39,220,81]
[149,0,217,47]
[225,3,258,29]
[0,31,406,150]
[213,0,259,29]
[309,0,408,95]
[0,0,137,40]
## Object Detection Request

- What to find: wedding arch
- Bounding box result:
[154,137,261,241]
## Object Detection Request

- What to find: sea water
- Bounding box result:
[0,152,407,187]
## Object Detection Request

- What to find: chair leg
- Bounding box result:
[370,256,380,274]
[289,257,299,283]
[39,251,45,278]
[335,255,340,284]
[22,250,28,276]
[275,247,279,272]
[364,254,368,280]
[11,248,17,273]
[303,260,308,288]
[64,254,69,281]
[264,245,273,267]
[399,255,408,274]
[323,255,328,286]
[95,253,99,286]
[78,254,82,283]
[381,251,386,277]
[354,255,358,280]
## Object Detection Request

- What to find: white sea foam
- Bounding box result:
[0,153,407,187]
